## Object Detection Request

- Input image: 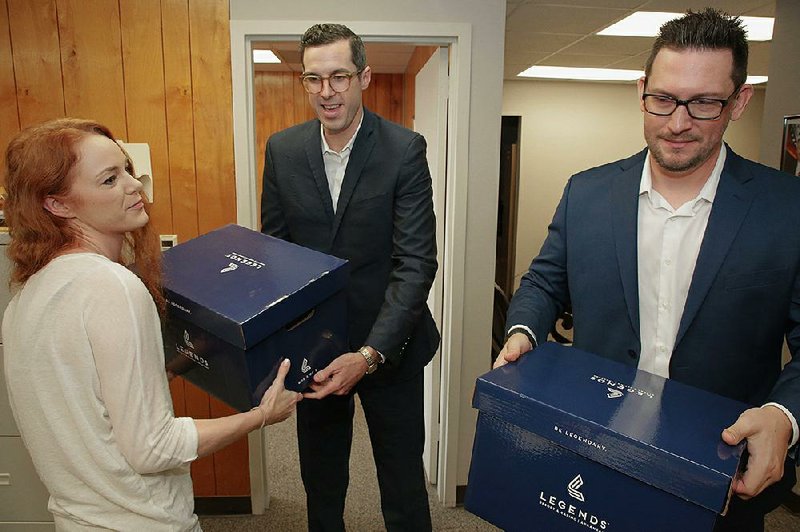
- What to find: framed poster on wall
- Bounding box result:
[781,114,800,176]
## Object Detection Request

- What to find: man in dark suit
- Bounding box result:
[261,23,438,532]
[496,9,800,531]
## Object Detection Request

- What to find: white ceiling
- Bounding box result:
[504,0,774,80]
[255,0,775,81]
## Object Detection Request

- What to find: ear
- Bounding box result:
[637,76,647,113]
[359,65,372,91]
[729,84,753,122]
[43,196,75,219]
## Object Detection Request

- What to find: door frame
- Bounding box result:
[414,46,449,487]
[229,19,472,508]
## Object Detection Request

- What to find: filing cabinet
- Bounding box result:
[0,232,54,529]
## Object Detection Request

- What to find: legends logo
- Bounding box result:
[301,358,312,373]
[224,252,265,270]
[539,473,610,531]
[568,475,585,502]
[590,374,654,399]
[220,262,238,274]
[177,330,209,370]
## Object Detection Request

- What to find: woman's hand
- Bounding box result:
[257,359,303,426]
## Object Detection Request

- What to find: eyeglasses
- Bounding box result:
[300,70,363,94]
[641,88,740,120]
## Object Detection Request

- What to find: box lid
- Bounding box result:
[474,343,747,514]
[161,224,349,349]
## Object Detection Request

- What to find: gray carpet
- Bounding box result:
[199,398,800,531]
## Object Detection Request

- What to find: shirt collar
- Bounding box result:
[321,110,364,155]
[639,144,727,205]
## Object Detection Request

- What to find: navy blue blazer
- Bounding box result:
[507,146,800,422]
[261,108,440,383]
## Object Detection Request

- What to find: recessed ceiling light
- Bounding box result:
[253,49,281,64]
[517,66,768,85]
[518,66,643,82]
[598,12,773,41]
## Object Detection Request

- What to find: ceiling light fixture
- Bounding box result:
[517,66,642,82]
[517,67,769,85]
[598,12,773,41]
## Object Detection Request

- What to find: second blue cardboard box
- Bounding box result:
[161,224,349,412]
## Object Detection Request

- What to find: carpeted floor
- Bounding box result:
[199,398,800,531]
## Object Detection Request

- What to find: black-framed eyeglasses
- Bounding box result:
[300,70,363,94]
[642,88,740,120]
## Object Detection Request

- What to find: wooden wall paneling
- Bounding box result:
[389,73,404,126]
[183,379,216,497]
[254,71,300,228]
[374,74,391,122]
[6,0,64,129]
[161,0,199,244]
[208,396,250,496]
[362,76,378,115]
[279,73,298,131]
[159,0,198,481]
[56,0,127,139]
[292,73,310,125]
[169,378,187,418]
[0,0,20,155]
[253,72,276,227]
[290,76,304,125]
[119,0,172,236]
[188,0,235,235]
[188,0,247,498]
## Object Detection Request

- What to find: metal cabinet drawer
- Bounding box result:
[0,436,52,522]
[0,345,18,436]
[0,523,55,531]
[0,234,10,344]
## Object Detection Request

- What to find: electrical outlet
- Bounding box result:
[160,234,178,251]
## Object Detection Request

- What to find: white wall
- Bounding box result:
[230,0,506,493]
[760,0,800,168]
[503,80,766,284]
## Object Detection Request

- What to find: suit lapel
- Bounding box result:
[611,150,647,340]
[675,148,755,346]
[303,123,335,221]
[330,109,377,242]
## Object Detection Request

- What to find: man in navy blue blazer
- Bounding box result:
[496,9,800,531]
[261,24,438,532]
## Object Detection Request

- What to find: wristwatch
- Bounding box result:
[358,346,380,375]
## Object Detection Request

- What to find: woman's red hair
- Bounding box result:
[3,118,165,314]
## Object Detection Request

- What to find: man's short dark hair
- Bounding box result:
[644,8,749,89]
[300,23,367,72]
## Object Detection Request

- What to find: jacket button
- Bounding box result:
[627,349,637,359]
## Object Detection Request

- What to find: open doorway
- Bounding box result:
[249,41,432,229]
[230,20,473,508]
[250,40,449,490]
[492,116,521,364]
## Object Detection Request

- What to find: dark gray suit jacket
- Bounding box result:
[261,108,439,383]
[508,146,800,424]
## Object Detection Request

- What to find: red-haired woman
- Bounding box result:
[2,118,301,531]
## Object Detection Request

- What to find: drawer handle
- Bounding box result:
[0,473,10,486]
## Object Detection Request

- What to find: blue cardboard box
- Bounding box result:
[161,224,349,412]
[465,343,748,531]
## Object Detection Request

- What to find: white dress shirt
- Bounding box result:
[637,145,798,445]
[637,148,723,377]
[321,113,363,213]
